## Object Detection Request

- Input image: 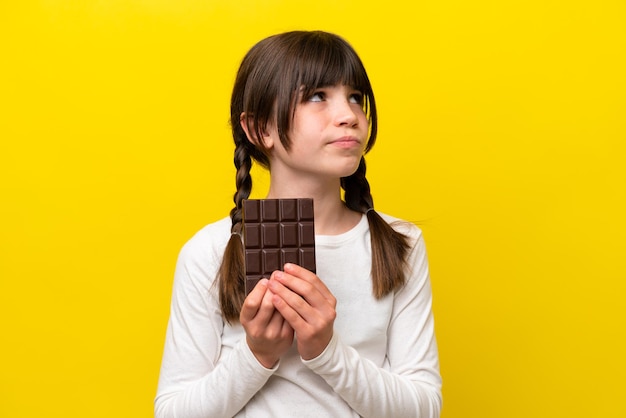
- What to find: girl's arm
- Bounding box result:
[272,229,442,418]
[154,235,277,418]
[307,230,441,417]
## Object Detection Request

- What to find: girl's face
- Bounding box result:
[265,84,369,185]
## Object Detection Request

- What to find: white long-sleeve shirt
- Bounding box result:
[155,213,442,418]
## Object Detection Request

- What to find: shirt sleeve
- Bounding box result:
[302,227,442,418]
[154,234,277,418]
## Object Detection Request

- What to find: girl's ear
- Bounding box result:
[240,112,274,149]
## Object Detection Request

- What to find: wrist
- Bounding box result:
[246,337,280,369]
[253,353,279,369]
[299,331,334,361]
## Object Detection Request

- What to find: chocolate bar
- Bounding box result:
[242,198,316,295]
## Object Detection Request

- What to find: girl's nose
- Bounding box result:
[334,100,359,127]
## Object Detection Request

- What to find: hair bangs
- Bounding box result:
[297,35,371,97]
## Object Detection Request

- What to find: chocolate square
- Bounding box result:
[242,198,316,295]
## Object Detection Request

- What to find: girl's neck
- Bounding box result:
[266,179,361,236]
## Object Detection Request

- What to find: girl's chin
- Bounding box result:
[338,164,362,179]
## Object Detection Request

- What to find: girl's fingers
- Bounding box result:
[267,310,294,340]
[281,313,294,337]
[285,263,335,303]
[267,309,284,334]
[271,292,307,329]
[271,285,336,361]
[269,272,336,328]
[240,279,266,320]
[267,266,337,361]
[284,263,328,291]
[240,279,274,324]
[275,264,337,308]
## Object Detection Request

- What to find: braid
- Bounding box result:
[342,157,411,298]
[218,137,253,323]
[230,139,254,227]
[342,157,372,212]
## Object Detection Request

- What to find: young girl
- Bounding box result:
[155,31,442,418]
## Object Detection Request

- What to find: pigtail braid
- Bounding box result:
[217,139,253,323]
[342,158,373,212]
[342,157,411,298]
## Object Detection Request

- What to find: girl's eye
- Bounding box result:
[309,92,325,102]
[349,92,364,105]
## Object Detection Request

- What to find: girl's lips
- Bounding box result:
[328,136,362,148]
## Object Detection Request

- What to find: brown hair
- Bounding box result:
[218,31,410,322]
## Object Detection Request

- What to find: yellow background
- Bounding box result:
[1,1,624,417]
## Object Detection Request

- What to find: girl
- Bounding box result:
[155,31,442,418]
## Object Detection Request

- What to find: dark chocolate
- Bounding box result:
[243,198,316,295]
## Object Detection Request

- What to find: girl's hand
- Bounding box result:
[240,279,294,368]
[267,263,337,360]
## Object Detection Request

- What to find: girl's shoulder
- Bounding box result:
[190,216,233,243]
[177,216,232,265]
[377,212,424,241]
